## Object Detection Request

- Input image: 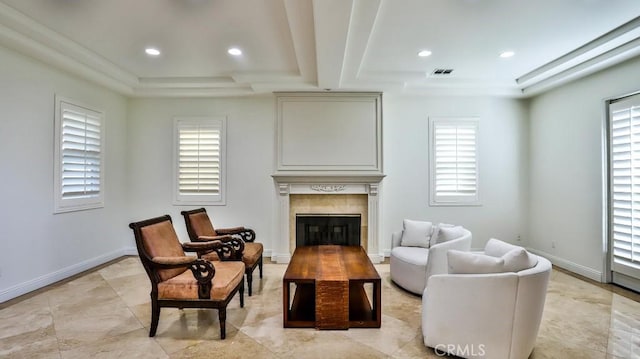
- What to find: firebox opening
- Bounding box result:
[296,214,361,247]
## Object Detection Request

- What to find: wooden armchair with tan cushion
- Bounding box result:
[129,215,245,340]
[181,208,263,296]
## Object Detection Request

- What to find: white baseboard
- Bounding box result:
[368,253,385,264]
[0,248,130,303]
[122,246,138,256]
[271,252,291,264]
[526,247,603,282]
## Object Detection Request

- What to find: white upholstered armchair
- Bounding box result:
[390,220,472,295]
[422,239,552,359]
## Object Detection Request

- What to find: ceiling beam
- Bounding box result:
[312,0,354,90]
[284,0,318,86]
[340,0,382,88]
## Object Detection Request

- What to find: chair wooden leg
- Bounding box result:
[246,271,253,296]
[259,256,263,279]
[218,307,227,339]
[239,280,245,308]
[150,299,160,337]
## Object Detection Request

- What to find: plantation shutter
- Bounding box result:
[174,117,226,204]
[610,94,640,278]
[60,105,102,199]
[54,98,104,213]
[430,118,479,205]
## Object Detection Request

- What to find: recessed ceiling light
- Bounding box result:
[500,51,515,58]
[418,50,432,57]
[145,47,161,56]
[228,47,242,56]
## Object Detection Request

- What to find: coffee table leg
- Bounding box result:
[374,281,381,326]
[283,280,290,327]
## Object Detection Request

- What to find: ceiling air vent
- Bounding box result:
[432,68,454,75]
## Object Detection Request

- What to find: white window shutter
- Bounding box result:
[61,108,102,198]
[610,95,640,276]
[429,118,479,206]
[54,98,105,213]
[174,117,226,205]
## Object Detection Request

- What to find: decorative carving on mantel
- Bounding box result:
[279,184,290,196]
[368,184,379,196]
[310,184,347,193]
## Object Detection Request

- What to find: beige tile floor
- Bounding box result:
[1,257,639,358]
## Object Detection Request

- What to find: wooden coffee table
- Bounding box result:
[283,245,381,329]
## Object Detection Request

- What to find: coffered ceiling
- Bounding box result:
[1,0,640,97]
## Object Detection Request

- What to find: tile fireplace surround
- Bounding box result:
[272,174,384,264]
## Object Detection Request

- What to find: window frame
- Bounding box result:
[429,117,480,206]
[173,116,227,206]
[53,96,105,213]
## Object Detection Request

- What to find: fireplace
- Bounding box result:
[271,176,385,263]
[296,214,361,247]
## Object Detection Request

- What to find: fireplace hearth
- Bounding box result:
[296,214,361,247]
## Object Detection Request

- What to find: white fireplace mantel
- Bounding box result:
[271,173,385,264]
[272,92,384,263]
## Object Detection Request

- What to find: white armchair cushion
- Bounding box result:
[447,250,505,274]
[401,219,433,248]
[391,246,430,266]
[430,223,455,247]
[485,238,523,257]
[448,247,539,275]
[390,246,430,294]
[434,225,466,245]
[503,248,538,272]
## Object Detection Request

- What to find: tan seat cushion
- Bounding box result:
[157,261,245,301]
[201,242,263,269]
[242,242,263,266]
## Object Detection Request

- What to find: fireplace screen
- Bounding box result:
[296,214,361,247]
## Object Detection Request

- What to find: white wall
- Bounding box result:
[0,45,129,302]
[0,43,533,301]
[126,97,277,253]
[528,56,640,281]
[127,95,530,257]
[381,95,529,253]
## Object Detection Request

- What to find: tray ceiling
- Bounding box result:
[1,0,639,97]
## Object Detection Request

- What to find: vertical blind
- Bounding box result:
[178,123,221,196]
[60,104,102,199]
[430,119,479,204]
[610,95,640,274]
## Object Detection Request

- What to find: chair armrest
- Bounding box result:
[152,256,217,300]
[425,236,472,278]
[150,256,198,268]
[216,227,257,243]
[198,235,245,256]
[193,234,233,242]
[215,226,246,235]
[182,241,239,261]
[422,273,519,357]
[391,230,403,249]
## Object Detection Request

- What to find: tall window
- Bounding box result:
[54,98,104,213]
[429,117,479,206]
[609,93,640,281]
[174,117,226,205]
